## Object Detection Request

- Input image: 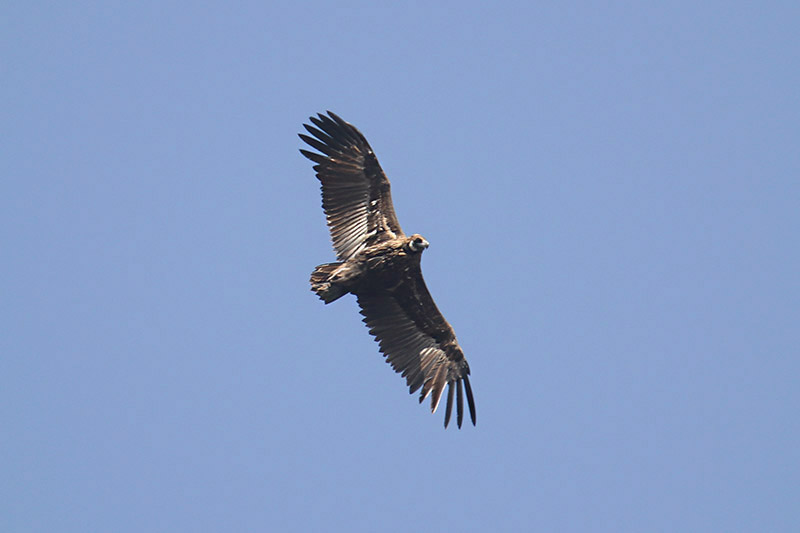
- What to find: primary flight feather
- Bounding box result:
[300,111,476,428]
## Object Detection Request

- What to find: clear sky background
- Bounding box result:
[3,2,799,531]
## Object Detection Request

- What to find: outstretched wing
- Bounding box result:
[356,273,476,428]
[299,111,404,261]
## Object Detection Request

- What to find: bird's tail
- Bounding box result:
[310,262,346,304]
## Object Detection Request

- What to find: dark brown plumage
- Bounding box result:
[300,111,476,428]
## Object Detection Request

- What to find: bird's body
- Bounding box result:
[300,112,476,428]
[311,235,425,300]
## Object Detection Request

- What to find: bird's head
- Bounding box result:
[406,234,430,253]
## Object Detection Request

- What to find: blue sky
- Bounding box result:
[3,2,799,531]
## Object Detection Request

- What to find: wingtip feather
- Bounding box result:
[456,379,464,429]
[464,375,476,426]
[443,382,455,428]
[429,366,448,415]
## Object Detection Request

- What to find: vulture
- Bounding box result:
[300,111,476,428]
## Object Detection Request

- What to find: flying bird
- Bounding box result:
[300,111,476,428]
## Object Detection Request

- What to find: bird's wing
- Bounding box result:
[299,111,404,261]
[356,273,475,428]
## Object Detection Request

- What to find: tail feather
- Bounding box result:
[310,262,346,303]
